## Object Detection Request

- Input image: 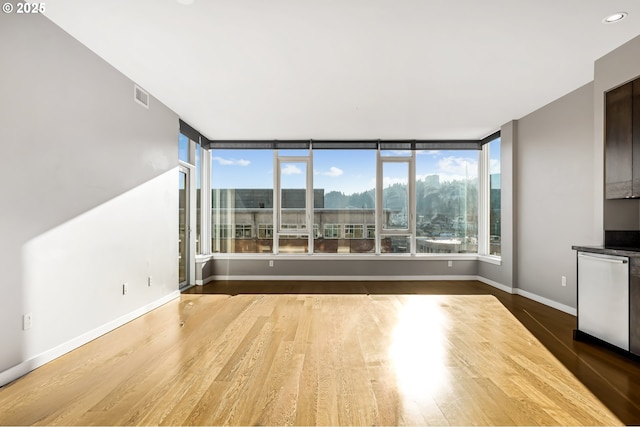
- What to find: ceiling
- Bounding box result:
[43,0,640,141]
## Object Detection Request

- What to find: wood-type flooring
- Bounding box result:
[0,280,638,425]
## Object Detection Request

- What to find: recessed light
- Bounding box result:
[602,12,628,24]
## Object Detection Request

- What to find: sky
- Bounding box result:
[185,135,501,195]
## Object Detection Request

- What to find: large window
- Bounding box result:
[489,138,501,256]
[209,143,498,257]
[211,149,273,253]
[415,150,478,254]
[313,150,376,254]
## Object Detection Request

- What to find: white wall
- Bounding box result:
[0,12,179,384]
[515,82,595,309]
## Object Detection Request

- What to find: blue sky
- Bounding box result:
[208,145,500,195]
[183,133,501,194]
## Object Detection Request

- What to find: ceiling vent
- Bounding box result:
[134,84,149,109]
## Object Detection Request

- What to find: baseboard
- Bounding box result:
[515,288,576,316]
[207,274,482,282]
[0,291,180,388]
[476,276,515,294]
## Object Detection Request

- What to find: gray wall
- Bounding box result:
[514,82,595,308]
[211,257,478,279]
[597,35,640,232]
[0,12,179,379]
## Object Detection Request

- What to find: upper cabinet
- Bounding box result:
[606,77,640,199]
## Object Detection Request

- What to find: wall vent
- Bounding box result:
[134,84,149,109]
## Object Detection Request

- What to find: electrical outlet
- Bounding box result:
[123,283,128,295]
[269,260,274,267]
[561,276,567,287]
[23,313,32,331]
[148,276,152,287]
[447,260,453,267]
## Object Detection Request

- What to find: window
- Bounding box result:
[489,138,501,256]
[366,225,375,239]
[179,133,189,163]
[207,141,498,256]
[344,225,364,239]
[211,149,273,253]
[313,149,376,254]
[415,149,479,254]
[235,224,252,239]
[324,224,341,239]
[195,142,202,254]
[258,224,273,239]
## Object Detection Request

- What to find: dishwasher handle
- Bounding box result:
[578,252,628,264]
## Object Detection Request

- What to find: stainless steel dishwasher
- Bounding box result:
[577,251,629,351]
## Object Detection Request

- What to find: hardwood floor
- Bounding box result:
[0,280,638,425]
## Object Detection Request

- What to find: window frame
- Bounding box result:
[205,138,500,259]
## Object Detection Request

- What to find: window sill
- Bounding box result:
[478,254,502,265]
[208,253,481,261]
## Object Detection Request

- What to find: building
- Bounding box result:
[1,3,640,422]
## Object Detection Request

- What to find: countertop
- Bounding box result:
[572,245,640,258]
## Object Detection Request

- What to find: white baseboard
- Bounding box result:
[0,291,180,388]
[515,288,577,316]
[476,276,515,294]
[476,277,576,315]
[207,274,481,282]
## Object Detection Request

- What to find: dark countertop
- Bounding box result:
[572,245,640,258]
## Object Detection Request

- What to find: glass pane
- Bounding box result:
[415,150,478,254]
[178,171,187,284]
[313,150,376,254]
[382,162,409,230]
[211,149,273,253]
[381,236,411,254]
[179,133,189,163]
[195,143,201,254]
[489,138,501,256]
[279,161,308,253]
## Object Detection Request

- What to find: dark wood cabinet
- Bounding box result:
[634,79,640,196]
[605,81,634,199]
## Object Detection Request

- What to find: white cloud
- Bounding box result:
[436,156,478,182]
[212,156,250,166]
[282,164,302,175]
[490,158,500,175]
[322,166,344,177]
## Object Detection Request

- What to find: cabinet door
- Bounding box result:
[633,80,640,197]
[605,82,633,199]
